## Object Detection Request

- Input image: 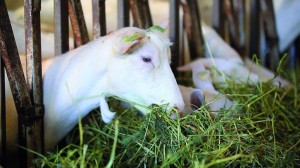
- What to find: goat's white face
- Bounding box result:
[106,28,184,115]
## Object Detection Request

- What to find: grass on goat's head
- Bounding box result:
[35,68,300,167]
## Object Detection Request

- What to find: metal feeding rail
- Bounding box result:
[212,0,281,70]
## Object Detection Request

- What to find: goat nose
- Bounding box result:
[190,89,205,110]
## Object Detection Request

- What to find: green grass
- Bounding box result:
[34,68,300,167]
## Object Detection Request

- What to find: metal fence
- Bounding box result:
[0,0,44,167]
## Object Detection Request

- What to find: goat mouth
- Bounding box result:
[148,104,182,118]
[170,108,182,118]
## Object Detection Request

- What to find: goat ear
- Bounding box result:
[119,40,141,54]
[116,31,146,54]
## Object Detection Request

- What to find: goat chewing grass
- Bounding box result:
[33,67,300,167]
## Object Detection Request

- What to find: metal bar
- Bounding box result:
[0,0,34,167]
[0,53,7,168]
[232,0,246,58]
[225,0,246,58]
[130,0,144,28]
[260,0,280,70]
[24,0,44,167]
[130,0,152,29]
[169,0,180,77]
[142,0,153,29]
[249,0,260,59]
[0,1,32,113]
[92,0,100,39]
[225,0,236,47]
[24,0,44,160]
[55,0,69,55]
[289,35,300,69]
[68,0,90,47]
[117,0,130,29]
[183,0,205,60]
[92,0,106,39]
[212,0,225,38]
[179,17,185,66]
[98,0,106,36]
[181,1,191,62]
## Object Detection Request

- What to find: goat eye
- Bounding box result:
[142,57,152,63]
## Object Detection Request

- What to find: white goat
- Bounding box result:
[1,26,185,152]
[178,24,291,113]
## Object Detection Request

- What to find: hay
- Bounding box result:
[35,68,300,167]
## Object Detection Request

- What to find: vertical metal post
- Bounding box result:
[212,0,246,58]
[55,0,69,56]
[0,0,34,167]
[225,0,236,47]
[68,0,90,47]
[92,0,106,39]
[249,0,260,59]
[223,0,246,58]
[183,0,205,60]
[289,36,300,69]
[142,0,153,28]
[260,0,279,70]
[24,0,45,167]
[130,0,152,29]
[169,0,180,77]
[212,0,225,38]
[0,53,6,168]
[117,0,130,29]
[130,0,144,28]
[231,0,246,58]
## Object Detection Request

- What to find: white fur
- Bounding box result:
[178,60,238,114]
[178,25,291,112]
[273,0,300,51]
[42,27,184,148]
[1,27,184,151]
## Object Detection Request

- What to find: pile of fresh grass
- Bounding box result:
[34,69,300,167]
